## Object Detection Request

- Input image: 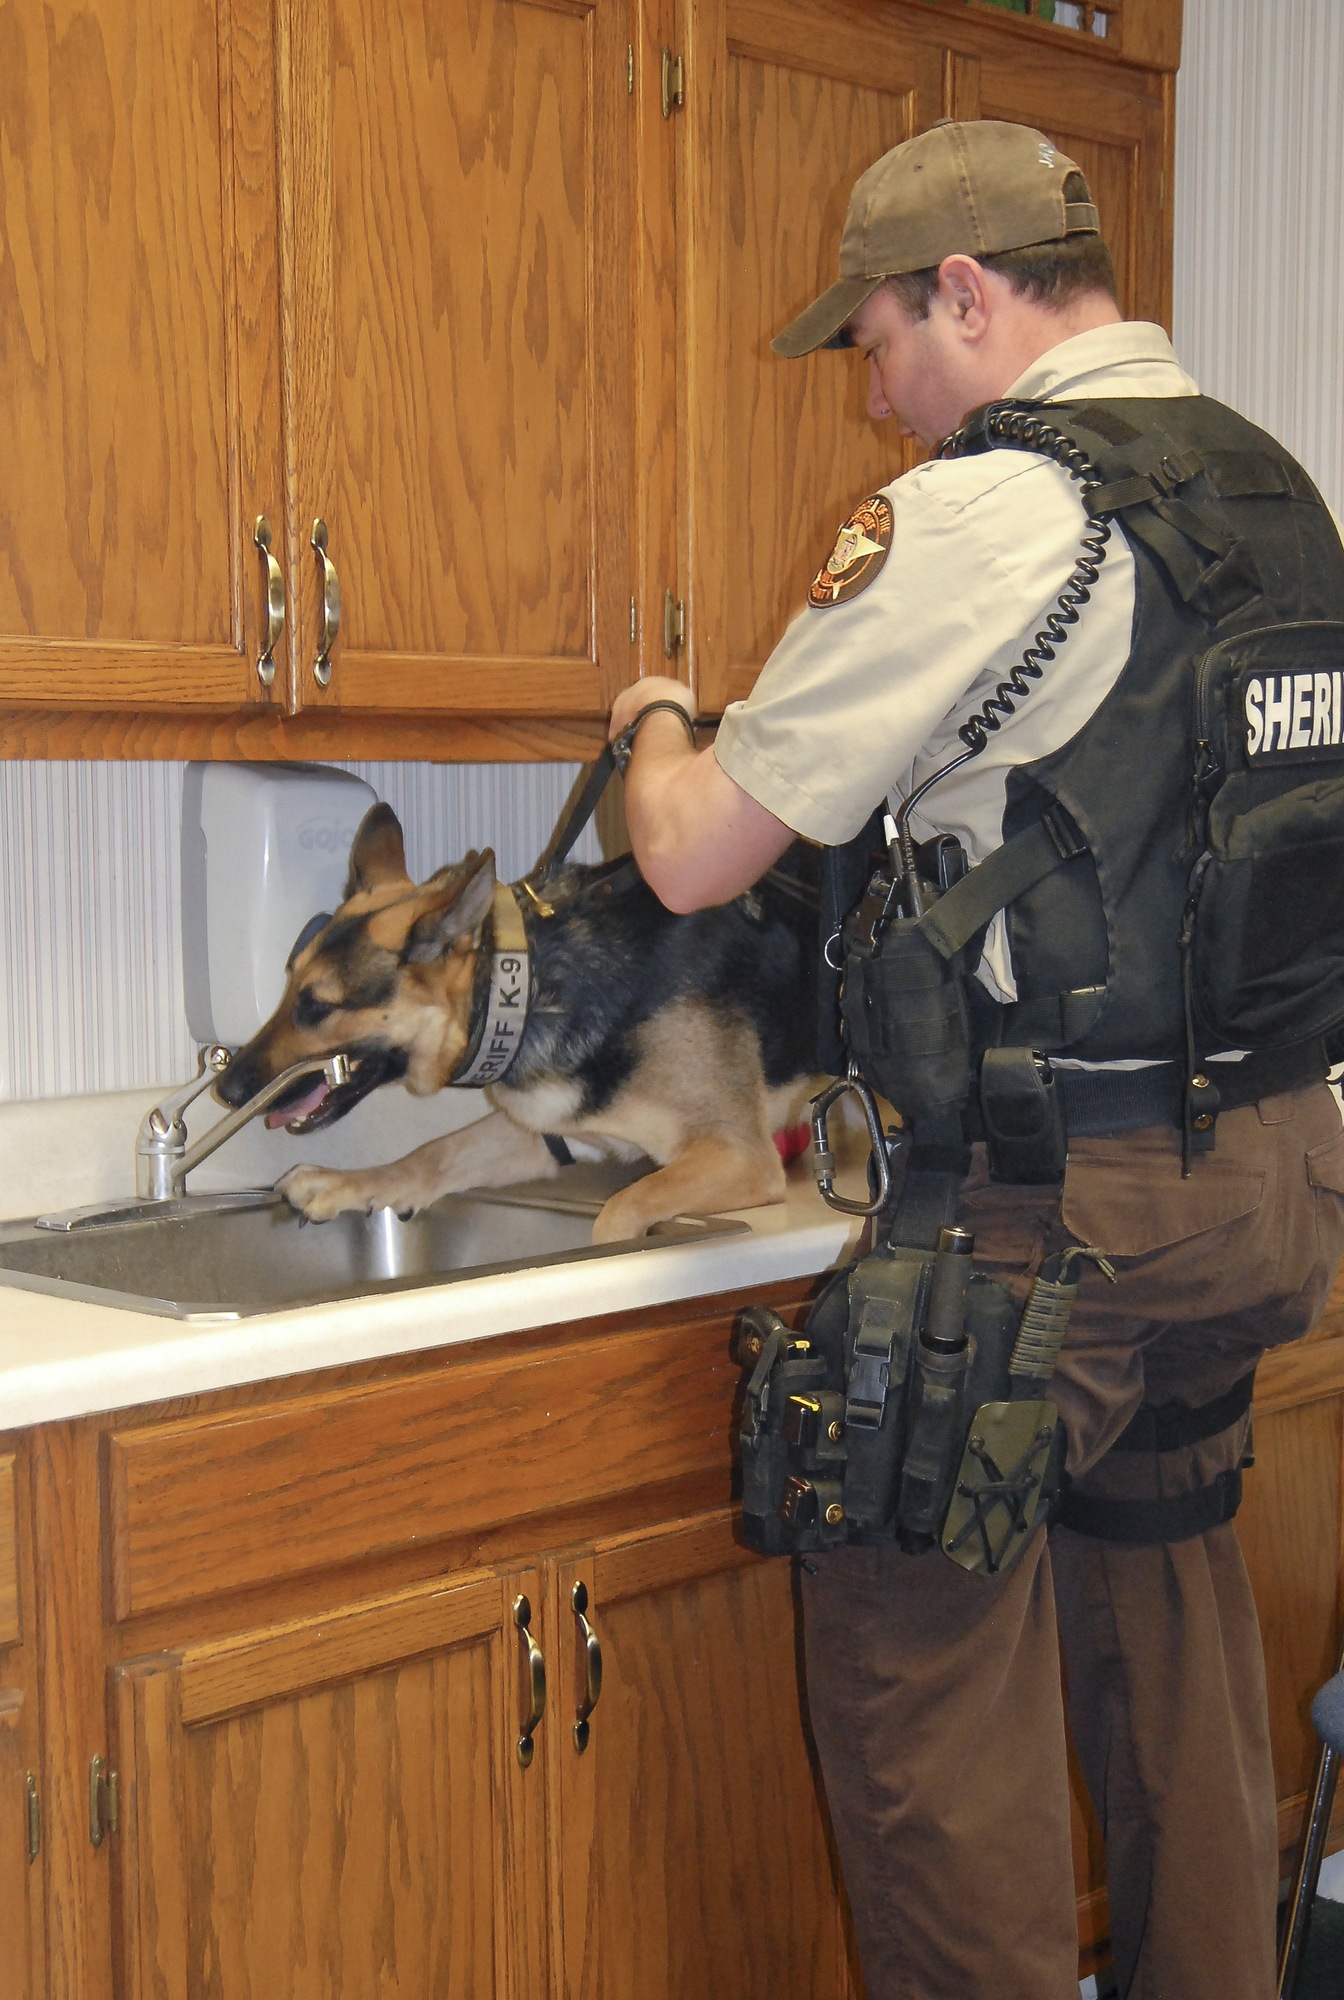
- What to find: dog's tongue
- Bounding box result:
[266,1078,330,1129]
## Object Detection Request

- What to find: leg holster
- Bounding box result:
[735,1236,1067,1572]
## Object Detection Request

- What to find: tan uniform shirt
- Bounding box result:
[714,321,1201,999]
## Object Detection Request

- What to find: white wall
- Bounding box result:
[1,0,1340,1103]
[1173,0,1344,517]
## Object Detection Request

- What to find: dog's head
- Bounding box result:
[216,803,498,1132]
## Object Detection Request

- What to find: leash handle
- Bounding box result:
[609,698,697,774]
[531,745,619,885]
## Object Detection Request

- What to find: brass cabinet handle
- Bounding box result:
[310,518,341,688]
[513,1593,547,1768]
[252,516,285,688]
[571,1579,604,1753]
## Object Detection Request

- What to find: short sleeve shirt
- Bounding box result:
[713,322,1201,998]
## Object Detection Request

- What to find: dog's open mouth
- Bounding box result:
[264,1049,408,1134]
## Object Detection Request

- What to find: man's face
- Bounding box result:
[847,283,977,449]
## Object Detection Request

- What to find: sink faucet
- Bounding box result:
[136,1045,353,1200]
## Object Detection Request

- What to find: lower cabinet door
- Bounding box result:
[548,1511,858,2000]
[111,1568,550,2000]
[0,1689,41,2000]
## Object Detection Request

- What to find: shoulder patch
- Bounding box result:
[809,494,893,608]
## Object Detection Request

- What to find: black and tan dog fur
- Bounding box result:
[217,803,821,1243]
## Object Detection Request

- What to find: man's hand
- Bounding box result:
[607,678,795,912]
[608,676,694,740]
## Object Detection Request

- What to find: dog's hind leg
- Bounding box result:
[591,1133,786,1244]
[275,1110,557,1222]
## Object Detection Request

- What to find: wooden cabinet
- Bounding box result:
[0,0,1180,762]
[285,0,636,729]
[549,1515,852,1999]
[17,1280,854,2000]
[0,1449,46,2000]
[11,1251,1344,1997]
[113,1567,548,1999]
[0,0,285,716]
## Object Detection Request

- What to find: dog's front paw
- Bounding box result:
[276,1164,369,1223]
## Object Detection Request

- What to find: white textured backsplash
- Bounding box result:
[0,760,605,1102]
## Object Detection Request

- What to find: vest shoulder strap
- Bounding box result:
[915,806,1087,963]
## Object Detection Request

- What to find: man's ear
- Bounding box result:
[404,850,498,963]
[346,803,409,898]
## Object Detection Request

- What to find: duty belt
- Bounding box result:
[1047,1038,1327,1138]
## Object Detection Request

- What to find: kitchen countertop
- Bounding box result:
[0,1164,865,1429]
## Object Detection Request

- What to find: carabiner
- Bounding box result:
[809,1063,892,1217]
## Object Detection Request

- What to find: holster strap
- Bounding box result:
[1107,1369,1256,1454]
[1056,1465,1244,1545]
[915,809,1084,963]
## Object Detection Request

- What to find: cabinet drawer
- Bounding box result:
[106,1314,748,1620]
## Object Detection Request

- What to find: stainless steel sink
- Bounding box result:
[0,1169,747,1321]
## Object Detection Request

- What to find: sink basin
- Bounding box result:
[0,1170,748,1321]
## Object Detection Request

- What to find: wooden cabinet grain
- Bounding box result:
[0,1449,46,2000]
[0,0,285,715]
[285,0,637,728]
[549,1514,855,1999]
[0,0,1180,762]
[113,1568,548,1999]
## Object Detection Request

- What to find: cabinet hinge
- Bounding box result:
[89,1755,118,1848]
[661,49,685,118]
[626,43,634,94]
[663,589,686,657]
[630,595,638,645]
[26,1770,40,1864]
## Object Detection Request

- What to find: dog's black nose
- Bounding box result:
[215,1059,259,1108]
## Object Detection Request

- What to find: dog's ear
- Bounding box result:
[404,850,498,964]
[345,803,409,898]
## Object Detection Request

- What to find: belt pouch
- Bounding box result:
[841,1249,929,1536]
[738,1324,831,1555]
[841,919,971,1120]
[896,1342,971,1546]
[980,1046,1068,1184]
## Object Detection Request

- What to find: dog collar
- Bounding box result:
[450,883,532,1087]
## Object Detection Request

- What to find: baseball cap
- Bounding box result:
[773,120,1100,358]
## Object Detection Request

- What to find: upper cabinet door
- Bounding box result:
[0,0,286,710]
[286,0,636,722]
[683,0,941,716]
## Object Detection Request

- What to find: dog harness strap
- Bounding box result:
[450,884,533,1088]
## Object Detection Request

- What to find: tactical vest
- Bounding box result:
[918,394,1344,1068]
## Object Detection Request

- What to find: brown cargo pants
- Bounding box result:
[801,1083,1344,2000]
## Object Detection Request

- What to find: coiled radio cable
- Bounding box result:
[890,406,1112,875]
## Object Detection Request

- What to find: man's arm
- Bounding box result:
[609,678,797,912]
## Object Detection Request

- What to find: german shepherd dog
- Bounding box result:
[216,803,823,1243]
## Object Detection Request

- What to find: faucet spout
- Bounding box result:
[136,1051,353,1201]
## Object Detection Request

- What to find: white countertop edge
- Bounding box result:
[0,1205,860,1429]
